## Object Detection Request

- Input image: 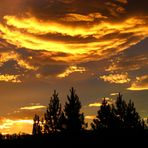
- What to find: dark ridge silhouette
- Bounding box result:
[0,87,148,147]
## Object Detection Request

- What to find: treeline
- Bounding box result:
[32,87,146,135]
[0,87,147,147]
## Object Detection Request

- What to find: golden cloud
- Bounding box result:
[116,0,128,4]
[110,92,119,96]
[100,73,131,84]
[106,55,148,72]
[0,51,37,70]
[88,102,102,107]
[0,118,33,135]
[127,75,148,90]
[61,12,107,22]
[0,15,147,63]
[20,105,46,110]
[85,115,96,120]
[57,65,85,78]
[0,74,21,83]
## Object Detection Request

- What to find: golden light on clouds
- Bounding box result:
[100,73,131,84]
[110,92,119,96]
[85,115,96,120]
[0,15,147,63]
[61,12,107,22]
[57,66,86,78]
[116,0,128,4]
[0,74,21,83]
[127,75,148,90]
[0,0,147,135]
[88,102,102,107]
[0,51,37,70]
[0,118,33,135]
[20,105,46,110]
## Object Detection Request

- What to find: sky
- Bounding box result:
[0,0,148,134]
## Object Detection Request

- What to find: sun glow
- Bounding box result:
[0,118,33,135]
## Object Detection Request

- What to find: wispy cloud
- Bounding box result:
[57,66,85,78]
[127,75,148,90]
[110,92,119,96]
[85,115,96,120]
[61,12,107,22]
[0,74,21,83]
[106,55,148,72]
[100,73,130,84]
[0,51,38,71]
[88,102,102,107]
[20,105,46,110]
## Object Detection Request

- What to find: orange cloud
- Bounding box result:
[0,51,37,70]
[88,102,102,107]
[0,118,33,135]
[100,73,131,84]
[85,115,96,120]
[110,92,119,96]
[0,74,21,83]
[57,65,85,78]
[116,0,128,4]
[0,15,147,63]
[127,75,148,90]
[20,105,46,110]
[61,12,107,22]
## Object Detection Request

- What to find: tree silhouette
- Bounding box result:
[91,93,145,131]
[58,111,67,131]
[32,114,42,135]
[91,98,117,130]
[64,87,86,132]
[115,93,127,128]
[44,90,62,133]
[124,100,145,129]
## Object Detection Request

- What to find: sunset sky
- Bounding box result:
[0,0,148,134]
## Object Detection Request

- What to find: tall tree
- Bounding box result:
[58,111,67,131]
[64,87,86,132]
[91,98,116,130]
[32,114,42,135]
[115,93,127,128]
[91,93,145,130]
[124,100,144,129]
[44,90,62,133]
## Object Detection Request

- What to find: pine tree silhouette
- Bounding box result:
[124,100,145,129]
[44,90,62,133]
[91,93,145,131]
[32,114,42,135]
[58,111,67,131]
[64,87,86,133]
[91,98,116,130]
[115,93,127,128]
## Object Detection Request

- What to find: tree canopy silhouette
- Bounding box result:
[44,90,62,133]
[64,87,86,132]
[91,98,117,130]
[32,114,42,135]
[91,93,145,131]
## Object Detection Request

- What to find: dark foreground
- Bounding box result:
[0,130,148,147]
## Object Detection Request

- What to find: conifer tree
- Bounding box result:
[64,87,86,132]
[32,114,42,135]
[44,90,61,133]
